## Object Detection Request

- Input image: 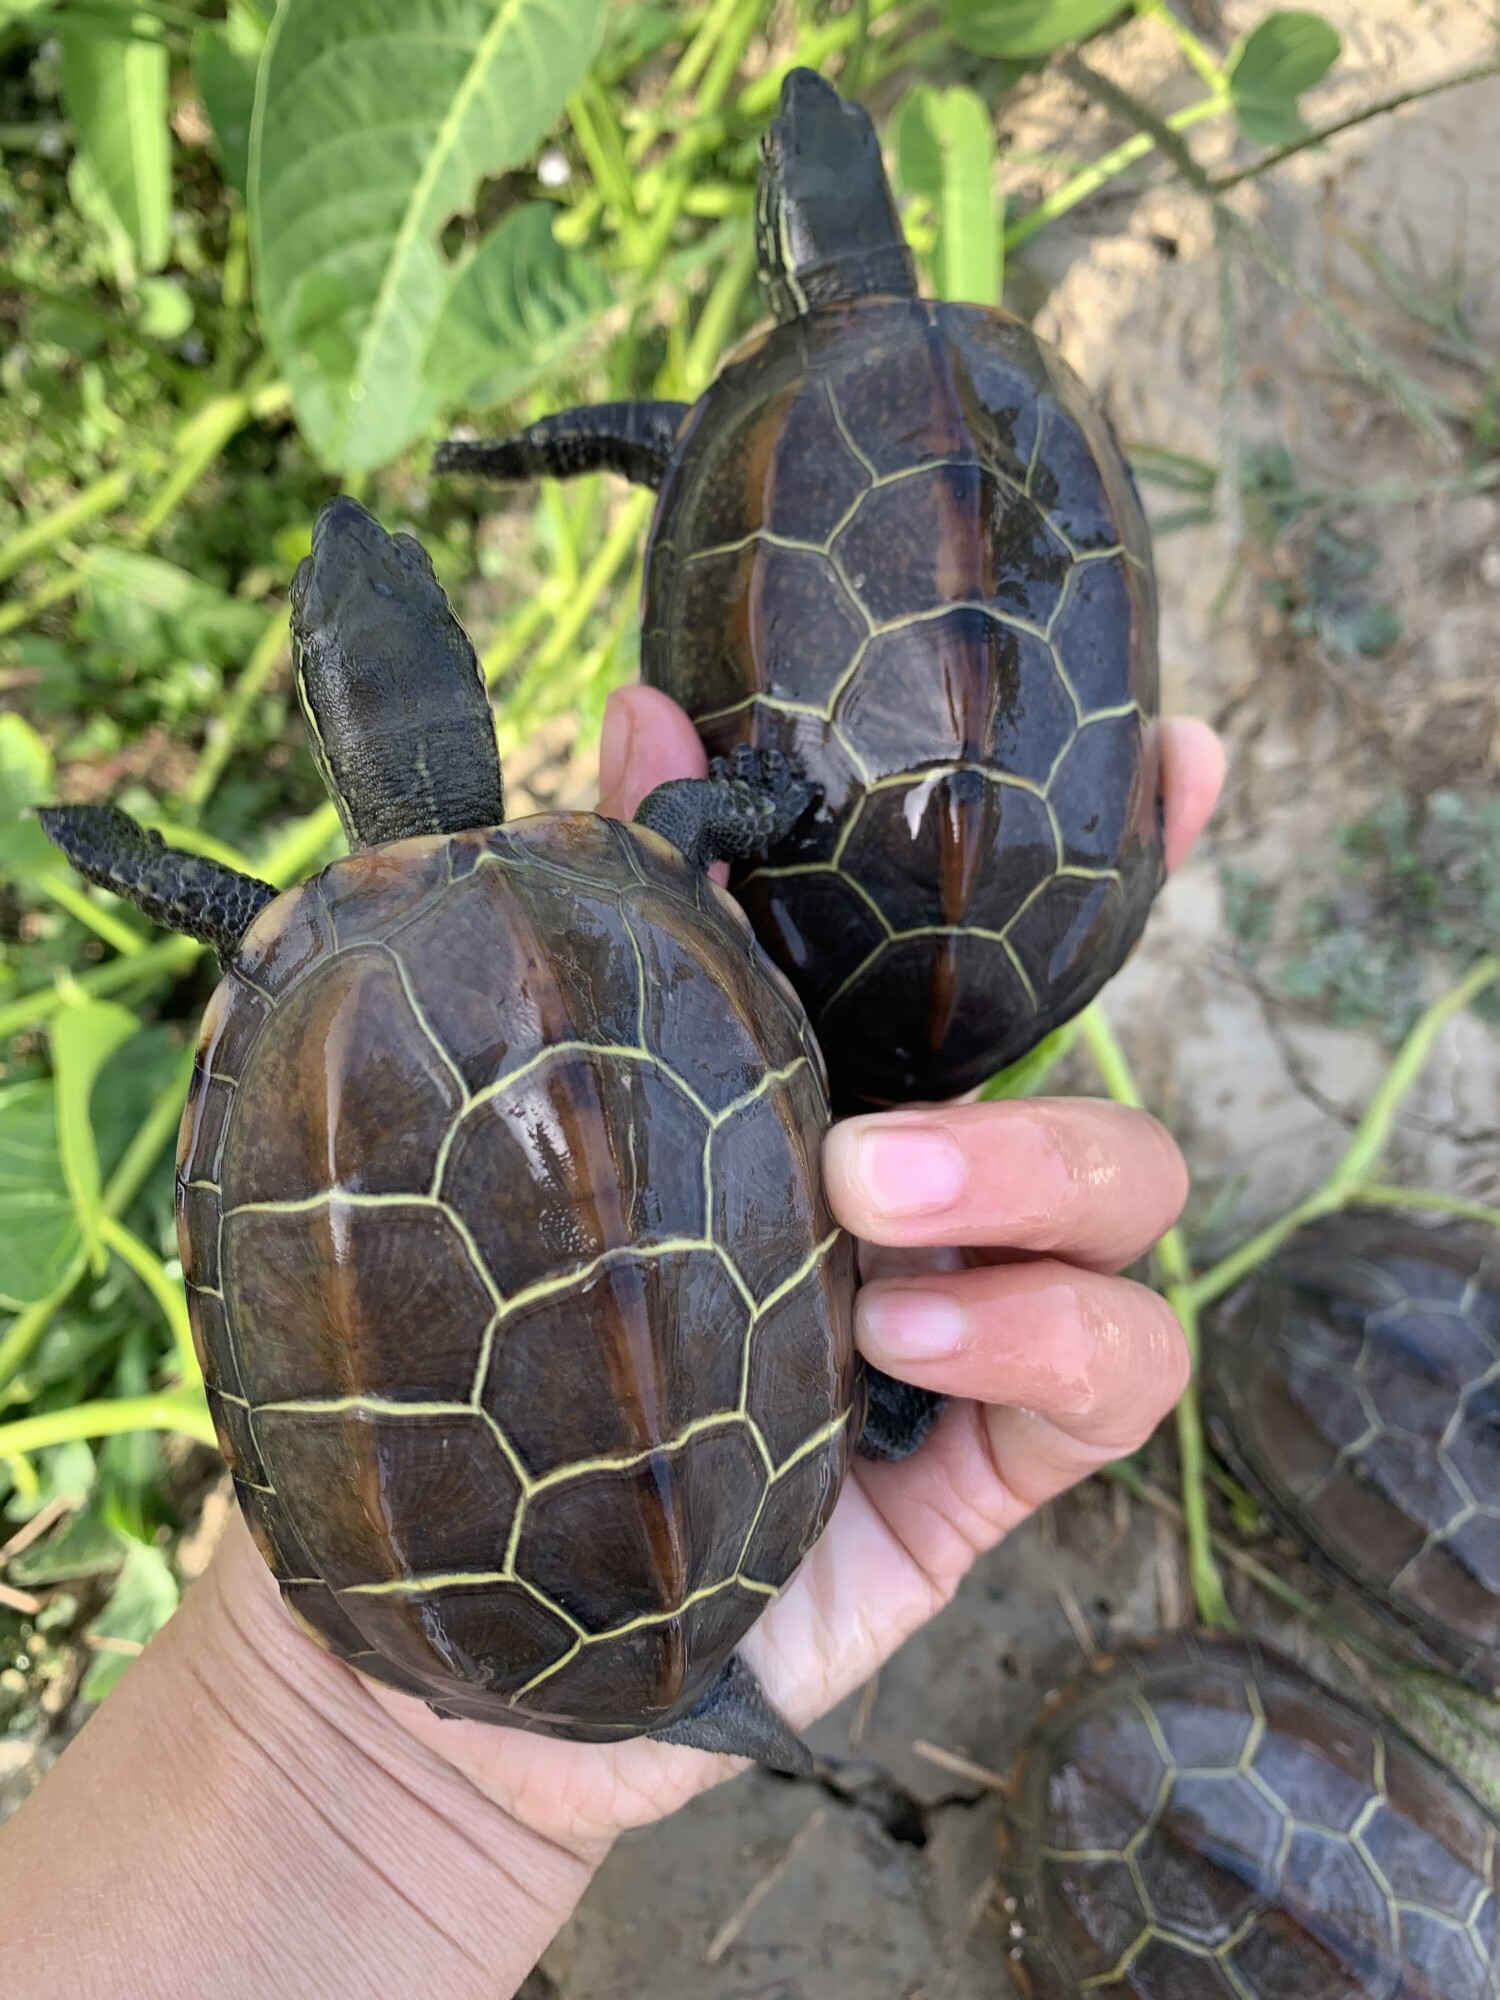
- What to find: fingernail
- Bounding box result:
[838,1123,967,1218]
[596,692,635,818]
[860,1287,965,1361]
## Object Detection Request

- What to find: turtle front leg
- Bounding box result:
[856,1370,944,1462]
[434,401,691,492]
[634,746,814,871]
[650,1654,812,1775]
[38,804,277,962]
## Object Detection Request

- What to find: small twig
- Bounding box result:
[847,1669,880,1752]
[703,1807,828,1965]
[0,1493,73,1565]
[1061,54,1455,457]
[1054,1579,1100,1661]
[1212,56,1500,194]
[85,1633,144,1657]
[0,1582,42,1616]
[910,1740,1006,1791]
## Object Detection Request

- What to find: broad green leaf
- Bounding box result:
[134,276,194,341]
[0,1081,78,1310]
[944,0,1127,58]
[10,1505,124,1588]
[58,14,171,273]
[79,547,267,670]
[429,201,613,411]
[250,0,610,471]
[1227,10,1341,148]
[0,711,59,882]
[892,84,1002,307]
[193,1,268,199]
[50,999,140,1278]
[82,1535,178,1700]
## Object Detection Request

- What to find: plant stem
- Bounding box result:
[1003,95,1223,252]
[1078,1005,1233,1628]
[1354,1185,1500,1232]
[0,935,200,1043]
[0,568,84,639]
[36,874,145,957]
[0,468,135,584]
[129,390,254,546]
[1212,55,1500,193]
[99,1216,199,1389]
[1132,0,1226,94]
[0,1388,216,1458]
[177,607,290,818]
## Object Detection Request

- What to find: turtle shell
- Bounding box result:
[641,296,1162,1109]
[1205,1212,1500,1690]
[996,1632,1500,1999]
[176,813,856,1742]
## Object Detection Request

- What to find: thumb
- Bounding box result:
[596,685,709,821]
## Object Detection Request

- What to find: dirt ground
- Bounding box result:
[6,4,1500,1992]
[526,5,1500,1994]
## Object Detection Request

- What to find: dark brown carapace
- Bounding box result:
[178,814,855,1741]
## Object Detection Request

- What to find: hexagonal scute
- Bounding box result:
[1257,1686,1378,1799]
[679,541,870,712]
[1283,1355,1376,1455]
[758,375,875,545]
[708,1088,826,1305]
[1047,713,1148,872]
[737,865,891,1016]
[738,1433,847,1588]
[1151,1682,1256,1770]
[628,903,806,1113]
[1440,1508,1500,1598]
[253,1407,522,1590]
[1361,1311,1492,1433]
[1229,1903,1388,2000]
[227,952,464,1205]
[514,1423,766,1630]
[1360,1800,1489,1921]
[1306,1462,1427,1581]
[743,1249,855,1467]
[442,1051,710,1298]
[1042,1704,1168,1851]
[837,771,1057,936]
[1250,1729,1374,1835]
[338,1577,575,1703]
[1103,1937,1245,2000]
[1355,1429,1469,1536]
[1445,1378,1500,1505]
[1394,1906,1492,1997]
[828,303,975,476]
[224,1199,496,1406]
[484,1249,748,1477]
[1039,1854,1148,1979]
[1137,1774,1281,1946]
[833,610,1075,783]
[1005,873,1124,997]
[1279,1828,1397,1970]
[1027,400,1124,552]
[393,863,640,1096]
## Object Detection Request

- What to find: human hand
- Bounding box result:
[342,688,1225,1856]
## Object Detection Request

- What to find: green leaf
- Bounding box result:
[0,1082,78,1311]
[192,2,268,199]
[79,547,267,670]
[1227,10,1341,149]
[81,1535,178,1700]
[50,999,140,1278]
[57,13,172,273]
[429,201,613,410]
[250,0,610,472]
[0,711,59,883]
[134,275,193,342]
[892,84,1002,307]
[944,0,1127,59]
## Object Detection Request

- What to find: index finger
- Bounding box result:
[822,1097,1187,1270]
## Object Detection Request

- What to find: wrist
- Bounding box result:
[1,1511,597,2000]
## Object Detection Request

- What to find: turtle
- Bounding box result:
[996,1630,1500,1999]
[37,496,941,1773]
[436,67,1163,1110]
[1204,1211,1500,1693]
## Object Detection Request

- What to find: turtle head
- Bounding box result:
[290,497,504,850]
[756,68,917,325]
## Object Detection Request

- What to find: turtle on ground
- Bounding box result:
[997,1631,1500,1999]
[437,68,1163,1109]
[1206,1211,1500,1691]
[38,496,938,1772]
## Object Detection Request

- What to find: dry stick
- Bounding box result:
[910,1740,1006,1791]
[1054,1578,1100,1661]
[1060,54,1455,458]
[0,1493,72,1565]
[847,1668,880,1752]
[703,1807,828,1966]
[1212,55,1500,194]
